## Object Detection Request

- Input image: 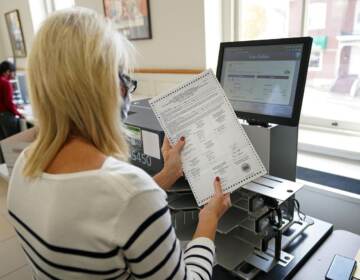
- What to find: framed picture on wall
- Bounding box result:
[4,10,26,57]
[103,0,152,40]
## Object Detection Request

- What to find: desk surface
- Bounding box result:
[18,104,34,124]
[293,230,360,279]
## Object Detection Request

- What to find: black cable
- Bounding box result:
[293,198,306,221]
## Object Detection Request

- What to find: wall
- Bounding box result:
[0,0,34,68]
[132,72,197,98]
[0,20,6,60]
[75,0,103,14]
[75,0,206,69]
[134,0,206,69]
[0,0,207,96]
[0,0,207,71]
[74,0,207,96]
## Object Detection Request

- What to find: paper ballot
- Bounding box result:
[150,70,267,206]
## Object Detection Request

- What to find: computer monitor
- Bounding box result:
[216,37,312,127]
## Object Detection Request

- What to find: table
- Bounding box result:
[293,230,360,279]
[18,104,34,126]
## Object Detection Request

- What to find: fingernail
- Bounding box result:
[180,136,185,141]
[216,176,220,181]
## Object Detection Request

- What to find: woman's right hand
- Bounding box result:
[193,177,231,240]
[200,177,231,222]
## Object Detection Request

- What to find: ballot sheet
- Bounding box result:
[150,70,267,206]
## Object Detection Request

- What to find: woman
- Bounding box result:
[0,61,22,139]
[7,8,230,280]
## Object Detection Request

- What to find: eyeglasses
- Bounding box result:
[119,73,137,96]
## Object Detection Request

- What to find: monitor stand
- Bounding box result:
[246,119,270,128]
[241,122,298,181]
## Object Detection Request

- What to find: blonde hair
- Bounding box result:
[24,7,133,177]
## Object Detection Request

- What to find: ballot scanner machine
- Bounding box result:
[124,37,333,279]
[124,99,332,280]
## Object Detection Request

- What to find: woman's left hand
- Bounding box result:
[153,136,185,190]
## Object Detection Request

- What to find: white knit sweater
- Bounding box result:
[7,152,215,280]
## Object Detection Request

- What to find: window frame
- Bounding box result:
[44,0,74,13]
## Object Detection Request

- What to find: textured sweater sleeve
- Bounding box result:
[117,188,215,280]
[2,79,21,116]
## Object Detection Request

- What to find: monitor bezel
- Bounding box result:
[216,37,313,127]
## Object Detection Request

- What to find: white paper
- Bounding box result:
[142,130,161,159]
[150,70,267,206]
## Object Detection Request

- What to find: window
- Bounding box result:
[353,0,360,34]
[45,0,75,13]
[28,0,48,32]
[204,0,222,71]
[29,0,75,33]
[53,0,75,11]
[238,0,291,40]
[233,0,304,40]
[307,2,327,30]
[309,49,323,71]
[304,0,360,131]
[224,0,360,133]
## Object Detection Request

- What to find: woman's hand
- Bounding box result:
[193,177,231,240]
[162,137,185,178]
[153,136,185,190]
[200,177,231,221]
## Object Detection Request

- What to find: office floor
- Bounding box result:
[0,177,32,279]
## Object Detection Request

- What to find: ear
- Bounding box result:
[120,83,127,98]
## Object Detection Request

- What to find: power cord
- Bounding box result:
[293,198,306,221]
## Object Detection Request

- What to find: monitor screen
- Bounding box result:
[217,37,312,126]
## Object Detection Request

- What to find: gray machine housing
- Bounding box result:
[124,99,165,175]
[242,124,298,181]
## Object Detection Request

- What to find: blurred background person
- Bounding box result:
[0,60,22,140]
